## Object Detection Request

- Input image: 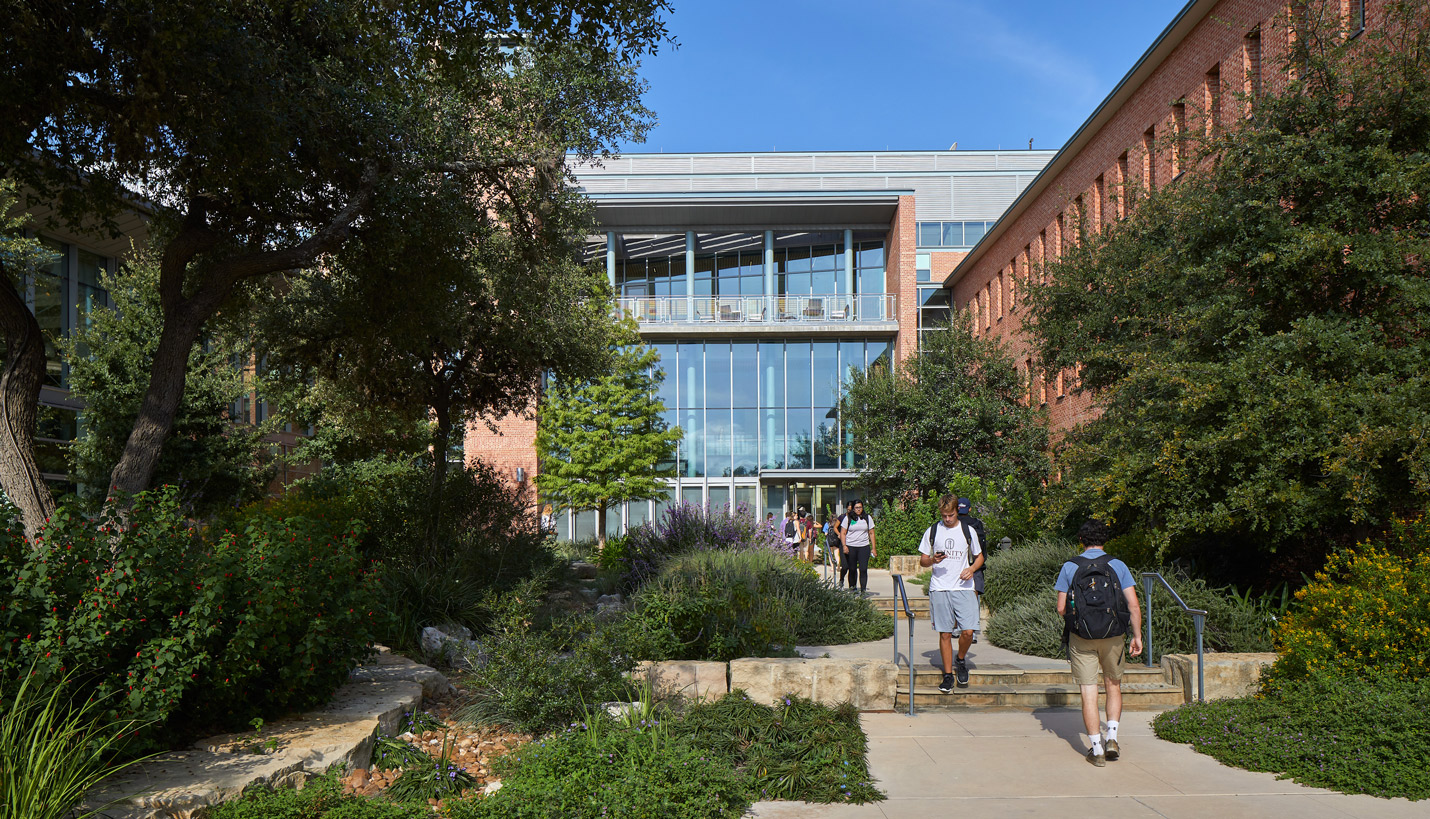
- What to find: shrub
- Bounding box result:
[867,494,939,570]
[869,475,1042,569]
[621,502,787,591]
[674,692,884,804]
[207,770,426,818]
[448,718,750,819]
[455,579,658,734]
[984,593,1068,659]
[1153,675,1430,801]
[980,536,1075,613]
[628,550,893,662]
[1261,515,1430,690]
[0,487,388,745]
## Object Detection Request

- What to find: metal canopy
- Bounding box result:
[589,191,906,232]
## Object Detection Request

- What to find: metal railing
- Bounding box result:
[891,574,917,717]
[1141,572,1208,702]
[616,294,898,326]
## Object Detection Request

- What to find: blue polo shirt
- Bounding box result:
[1054,548,1136,593]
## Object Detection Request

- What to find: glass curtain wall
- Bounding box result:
[612,232,887,298]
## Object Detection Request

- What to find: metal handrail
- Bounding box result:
[891,574,916,717]
[615,293,898,326]
[1141,572,1208,702]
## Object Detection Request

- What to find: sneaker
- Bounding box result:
[954,658,969,687]
[972,631,979,644]
[1105,739,1120,761]
[1086,748,1106,767]
[938,673,955,694]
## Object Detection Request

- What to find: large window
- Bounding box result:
[610,232,886,298]
[916,221,994,249]
[27,239,113,388]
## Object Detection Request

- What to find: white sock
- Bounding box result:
[1106,721,1119,742]
[1090,736,1104,755]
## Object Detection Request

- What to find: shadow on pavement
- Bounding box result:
[1032,707,1089,753]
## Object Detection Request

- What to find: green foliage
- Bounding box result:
[448,718,750,819]
[629,550,893,662]
[64,248,266,511]
[286,458,556,649]
[1262,513,1430,690]
[979,537,1075,613]
[985,594,1068,659]
[537,318,681,545]
[1029,1,1430,568]
[840,309,1049,501]
[867,494,940,570]
[0,667,154,819]
[455,579,656,734]
[674,693,884,804]
[383,734,478,802]
[620,502,787,592]
[207,770,426,819]
[0,487,387,746]
[869,474,1041,569]
[1153,675,1430,801]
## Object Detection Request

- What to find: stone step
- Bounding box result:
[897,665,1170,687]
[894,682,1186,710]
[870,597,930,618]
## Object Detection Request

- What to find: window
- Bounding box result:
[1055,370,1065,399]
[1171,102,1187,177]
[1143,127,1157,190]
[1245,27,1262,102]
[1073,195,1085,244]
[1206,64,1223,134]
[1116,152,1130,217]
[916,253,931,283]
[913,222,993,248]
[995,269,1005,320]
[917,287,951,349]
[1348,0,1365,36]
[1037,231,1047,284]
[1094,175,1105,228]
[1055,213,1065,258]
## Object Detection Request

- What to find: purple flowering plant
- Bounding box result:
[619,501,791,591]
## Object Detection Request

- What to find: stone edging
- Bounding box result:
[85,648,448,819]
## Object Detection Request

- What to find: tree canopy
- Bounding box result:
[839,311,1050,502]
[0,0,671,534]
[536,318,680,547]
[1028,2,1430,577]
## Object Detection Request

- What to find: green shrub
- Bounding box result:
[980,537,1075,613]
[985,593,1068,659]
[1153,675,1430,801]
[620,502,787,591]
[0,487,388,745]
[448,719,750,819]
[455,579,658,734]
[207,770,425,818]
[869,475,1042,569]
[628,550,893,662]
[867,494,939,569]
[674,692,884,804]
[1261,514,1430,691]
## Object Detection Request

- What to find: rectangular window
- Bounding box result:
[1245,27,1262,102]
[1093,175,1105,228]
[964,221,988,246]
[995,269,1005,320]
[1171,102,1187,177]
[1056,370,1065,398]
[1143,127,1157,190]
[1037,231,1047,283]
[1348,0,1365,36]
[1073,195,1085,244]
[1055,213,1065,258]
[941,222,963,247]
[918,222,942,247]
[1117,152,1130,217]
[1206,64,1223,134]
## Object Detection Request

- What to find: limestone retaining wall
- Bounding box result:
[1161,652,1278,701]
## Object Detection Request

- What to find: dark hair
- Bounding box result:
[1077,519,1113,548]
[846,498,867,522]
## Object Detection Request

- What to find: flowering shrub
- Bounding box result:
[620,502,789,591]
[1262,513,1430,689]
[0,487,388,745]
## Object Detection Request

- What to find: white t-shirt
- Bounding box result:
[842,514,875,549]
[918,521,982,592]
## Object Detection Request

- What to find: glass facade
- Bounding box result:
[612,232,886,298]
[917,221,994,249]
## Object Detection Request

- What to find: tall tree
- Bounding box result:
[0,0,671,534]
[839,310,1050,502]
[537,318,681,549]
[64,249,265,513]
[1028,0,1430,574]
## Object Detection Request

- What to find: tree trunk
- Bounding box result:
[106,313,204,502]
[425,397,454,557]
[596,503,606,551]
[0,265,55,540]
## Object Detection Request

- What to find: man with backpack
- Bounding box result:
[918,495,983,693]
[1054,519,1143,767]
[957,497,988,643]
[783,510,801,552]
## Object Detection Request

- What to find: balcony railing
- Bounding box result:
[616,294,897,326]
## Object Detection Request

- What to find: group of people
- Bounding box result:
[770,500,879,594]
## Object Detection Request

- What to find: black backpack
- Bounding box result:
[784,519,797,538]
[1066,554,1131,640]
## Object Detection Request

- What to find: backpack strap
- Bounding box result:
[959,519,978,566]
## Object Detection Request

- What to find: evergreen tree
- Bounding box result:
[536,319,681,548]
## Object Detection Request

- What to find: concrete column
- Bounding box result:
[764,230,775,296]
[685,231,696,322]
[606,231,617,291]
[843,229,855,297]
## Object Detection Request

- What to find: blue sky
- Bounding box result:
[617,0,1188,154]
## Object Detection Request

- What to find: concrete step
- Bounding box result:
[898,665,1170,688]
[894,682,1185,710]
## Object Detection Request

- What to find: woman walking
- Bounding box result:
[835,500,877,594]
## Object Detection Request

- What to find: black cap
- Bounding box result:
[957,497,971,514]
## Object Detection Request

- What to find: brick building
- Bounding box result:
[947,0,1374,433]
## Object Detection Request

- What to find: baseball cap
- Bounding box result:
[957,497,971,514]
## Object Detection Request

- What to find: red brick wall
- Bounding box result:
[953,0,1371,435]
[463,408,538,492]
[888,195,919,364]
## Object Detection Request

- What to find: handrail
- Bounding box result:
[1140,572,1209,702]
[891,574,916,717]
[615,293,898,326]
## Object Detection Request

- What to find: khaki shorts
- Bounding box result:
[1068,633,1124,685]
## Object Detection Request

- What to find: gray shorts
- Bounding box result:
[930,590,980,634]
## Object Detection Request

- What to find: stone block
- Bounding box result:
[633,660,729,701]
[1161,652,1278,701]
[728,657,897,711]
[888,555,922,576]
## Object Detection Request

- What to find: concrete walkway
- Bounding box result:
[766,568,1424,818]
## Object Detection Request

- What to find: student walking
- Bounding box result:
[835,500,876,594]
[918,495,983,692]
[1054,519,1143,767]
